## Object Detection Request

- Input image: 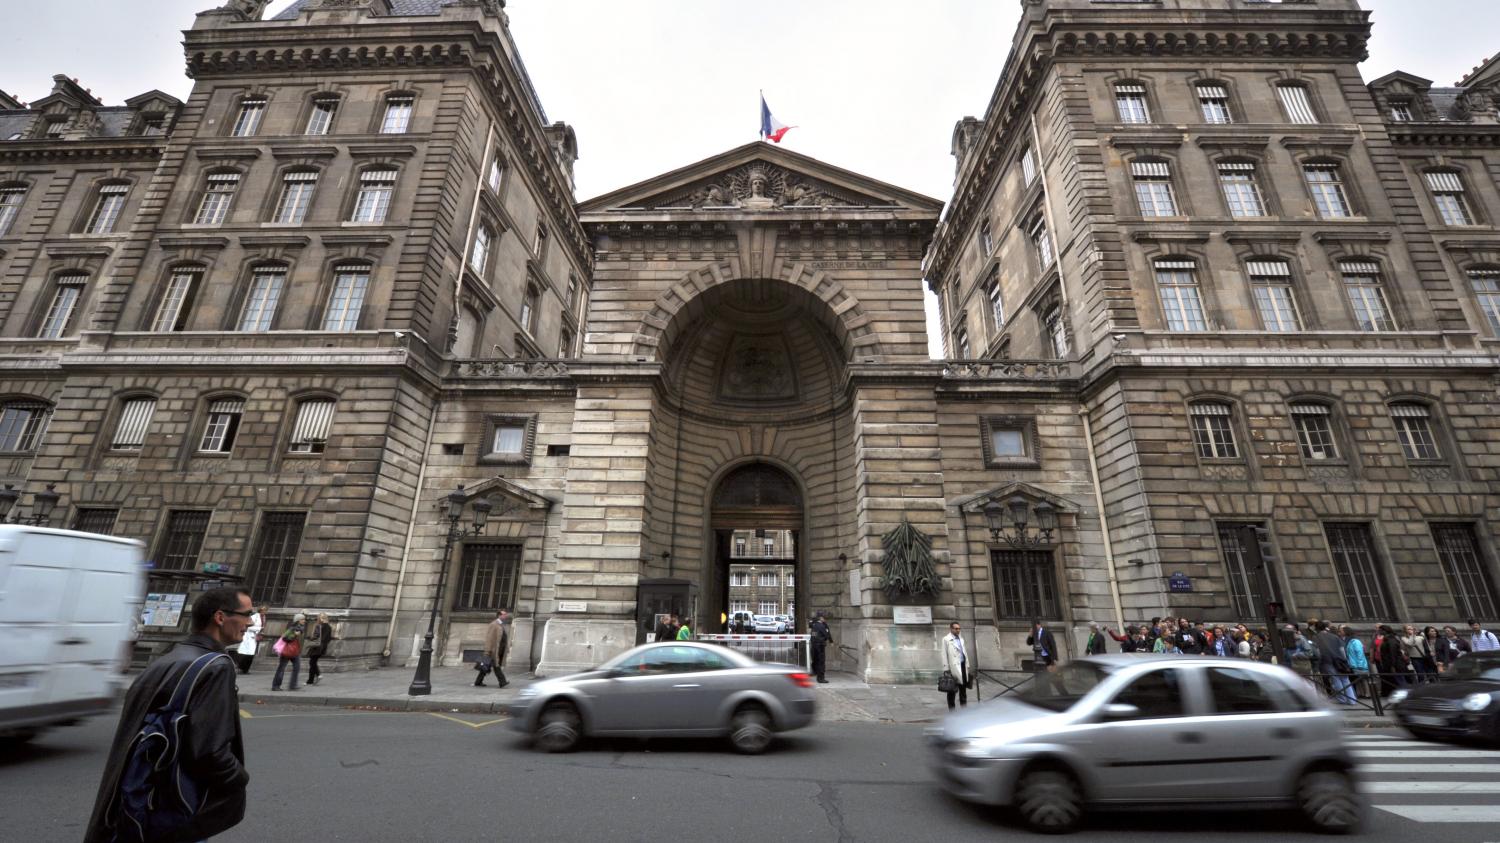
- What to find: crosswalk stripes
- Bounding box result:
[1347,731,1500,823]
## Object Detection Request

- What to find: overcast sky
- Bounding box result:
[4,0,1496,357]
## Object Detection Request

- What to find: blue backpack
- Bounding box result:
[110,652,231,843]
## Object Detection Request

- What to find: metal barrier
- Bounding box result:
[698,634,812,671]
[1302,670,1385,716]
[975,668,1041,698]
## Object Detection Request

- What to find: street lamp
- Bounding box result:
[984,496,1056,548]
[408,485,491,696]
[0,483,60,526]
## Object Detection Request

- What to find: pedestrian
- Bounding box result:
[475,609,510,688]
[232,604,265,674]
[654,613,674,643]
[676,615,693,640]
[306,613,334,686]
[809,611,832,684]
[1284,624,1316,675]
[84,587,252,843]
[1153,630,1180,654]
[1399,624,1432,683]
[1176,620,1202,655]
[1027,619,1058,693]
[1342,625,1369,698]
[1212,626,1234,657]
[1314,621,1355,705]
[1376,624,1410,695]
[1469,619,1500,653]
[271,613,306,691]
[941,621,971,709]
[1437,625,1470,668]
[1084,622,1107,655]
[1420,626,1444,678]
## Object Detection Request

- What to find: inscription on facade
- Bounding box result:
[809,260,887,270]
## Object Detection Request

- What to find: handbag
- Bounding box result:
[281,638,302,660]
[272,638,286,657]
[475,655,494,673]
[938,670,957,693]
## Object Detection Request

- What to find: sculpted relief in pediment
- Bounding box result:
[626,162,891,211]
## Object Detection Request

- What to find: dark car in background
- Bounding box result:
[1387,651,1500,744]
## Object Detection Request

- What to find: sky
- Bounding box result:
[3,0,1497,357]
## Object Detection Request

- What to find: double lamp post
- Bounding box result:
[0,483,60,526]
[408,486,491,696]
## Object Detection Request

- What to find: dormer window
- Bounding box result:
[1389,100,1414,122]
[43,120,67,139]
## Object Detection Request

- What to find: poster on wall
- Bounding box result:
[142,593,187,628]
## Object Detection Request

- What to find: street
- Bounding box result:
[5,704,1500,843]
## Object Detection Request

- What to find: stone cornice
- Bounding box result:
[0,138,166,164]
[1387,124,1500,148]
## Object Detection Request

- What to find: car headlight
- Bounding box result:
[949,739,998,760]
[1461,692,1494,712]
[1386,689,1409,705]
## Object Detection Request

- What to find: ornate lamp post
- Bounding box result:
[0,483,60,526]
[983,496,1057,548]
[408,485,491,696]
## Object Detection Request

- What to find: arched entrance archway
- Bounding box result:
[707,462,804,634]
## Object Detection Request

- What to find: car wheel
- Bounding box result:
[534,701,582,753]
[729,705,773,755]
[1014,768,1083,835]
[1296,769,1361,834]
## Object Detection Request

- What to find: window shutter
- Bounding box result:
[1389,403,1429,418]
[1154,259,1196,271]
[1115,83,1146,94]
[1424,171,1463,192]
[1246,260,1290,277]
[1340,261,1381,275]
[283,170,318,183]
[362,168,399,183]
[1218,162,1256,173]
[208,398,244,415]
[1131,161,1171,177]
[292,400,334,445]
[1290,403,1330,416]
[1196,84,1228,99]
[112,398,156,448]
[1190,403,1232,416]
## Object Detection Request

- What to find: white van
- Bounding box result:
[0,526,145,744]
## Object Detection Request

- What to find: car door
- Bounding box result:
[589,648,677,734]
[659,645,737,733]
[1195,665,1308,798]
[1083,666,1207,803]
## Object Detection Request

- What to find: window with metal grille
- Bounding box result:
[978,218,994,256]
[1277,84,1318,124]
[156,510,212,571]
[1189,402,1239,459]
[381,96,414,134]
[351,169,396,223]
[0,402,50,452]
[323,266,368,331]
[1247,259,1301,331]
[1470,269,1500,336]
[0,186,25,236]
[1290,403,1339,461]
[1339,261,1396,331]
[470,224,492,275]
[1389,402,1441,461]
[272,170,317,224]
[86,183,128,234]
[73,507,119,536]
[239,268,285,331]
[1030,216,1053,270]
[231,97,265,137]
[991,549,1059,620]
[1324,524,1393,621]
[1432,524,1500,621]
[152,268,200,332]
[1020,146,1038,186]
[1218,162,1266,217]
[246,512,306,605]
[305,96,338,135]
[1154,259,1207,331]
[111,397,156,450]
[194,172,238,225]
[1216,523,1280,619]
[1304,163,1352,218]
[1197,83,1232,124]
[288,399,334,454]
[37,273,87,339]
[1425,171,1474,226]
[1132,160,1177,217]
[199,398,244,453]
[1114,83,1151,123]
[454,543,520,611]
[985,269,1005,330]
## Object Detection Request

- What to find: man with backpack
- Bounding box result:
[86,587,253,843]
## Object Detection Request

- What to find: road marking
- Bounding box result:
[1377,805,1500,823]
[1354,749,1500,758]
[1360,764,1500,774]
[1365,782,1500,794]
[425,711,510,730]
[239,709,253,719]
[1347,740,1447,748]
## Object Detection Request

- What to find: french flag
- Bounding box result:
[760,93,794,143]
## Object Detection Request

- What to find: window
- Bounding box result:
[111,397,156,450]
[1340,261,1395,331]
[86,183,128,234]
[1030,215,1053,270]
[245,512,306,604]
[1189,402,1239,459]
[1131,160,1177,217]
[380,95,413,134]
[1207,667,1281,714]
[486,155,504,194]
[231,97,266,137]
[758,600,778,615]
[305,96,338,135]
[1324,524,1394,621]
[1277,84,1318,124]
[1247,259,1301,331]
[1020,146,1039,187]
[520,284,538,334]
[194,172,239,225]
[199,398,244,453]
[1217,523,1279,619]
[730,600,750,614]
[1043,303,1070,359]
[1154,259,1207,331]
[1470,268,1500,335]
[351,168,396,223]
[759,571,779,587]
[487,418,531,460]
[0,402,50,452]
[44,120,66,139]
[1304,163,1353,218]
[1431,524,1499,621]
[1389,402,1441,461]
[454,543,520,611]
[152,268,200,332]
[978,218,994,256]
[1114,82,1151,124]
[953,322,970,359]
[566,274,580,311]
[533,223,549,258]
[1218,162,1267,218]
[323,266,369,331]
[1197,83,1233,124]
[288,399,334,454]
[156,510,211,571]
[1425,171,1474,226]
[37,273,87,339]
[470,224,492,275]
[1389,100,1414,122]
[981,416,1038,467]
[72,508,119,536]
[1290,403,1339,461]
[0,186,28,236]
[272,170,317,224]
[1111,668,1187,719]
[239,267,285,331]
[992,549,1059,620]
[985,269,1005,330]
[731,570,750,586]
[762,540,775,557]
[559,327,572,357]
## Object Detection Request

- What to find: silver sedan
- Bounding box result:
[508,641,817,754]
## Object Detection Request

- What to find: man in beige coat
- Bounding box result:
[941,622,970,710]
[476,609,511,688]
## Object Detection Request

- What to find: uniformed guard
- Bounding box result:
[809,611,833,684]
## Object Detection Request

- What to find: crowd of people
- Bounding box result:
[227,604,337,692]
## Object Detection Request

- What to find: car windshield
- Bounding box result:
[1446,656,1500,682]
[1017,662,1112,712]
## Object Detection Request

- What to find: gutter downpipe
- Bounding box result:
[1081,407,1126,633]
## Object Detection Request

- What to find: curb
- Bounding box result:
[238,692,514,714]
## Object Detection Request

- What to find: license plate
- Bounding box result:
[1407,715,1446,726]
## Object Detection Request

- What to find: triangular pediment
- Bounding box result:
[1367,71,1433,93]
[578,142,943,215]
[950,482,1081,515]
[1459,51,1500,88]
[452,477,555,518]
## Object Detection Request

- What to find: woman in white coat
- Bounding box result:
[233,605,266,674]
[942,622,971,709]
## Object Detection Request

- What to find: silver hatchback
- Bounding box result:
[927,655,1360,834]
[509,641,817,754]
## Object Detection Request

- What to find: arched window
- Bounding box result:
[194,170,240,226]
[1389,401,1441,461]
[85,182,129,234]
[952,316,970,359]
[1424,170,1475,226]
[323,264,369,331]
[984,267,1004,331]
[0,400,52,452]
[1246,258,1301,331]
[1131,159,1177,217]
[350,167,397,222]
[1289,402,1339,461]
[37,272,88,339]
[1188,401,1239,460]
[272,169,318,224]
[288,398,335,454]
[1043,302,1069,359]
[1154,258,1206,331]
[1276,82,1318,124]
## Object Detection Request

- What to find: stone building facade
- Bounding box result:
[0,0,1495,682]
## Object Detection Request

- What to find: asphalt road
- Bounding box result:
[5,704,1498,843]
